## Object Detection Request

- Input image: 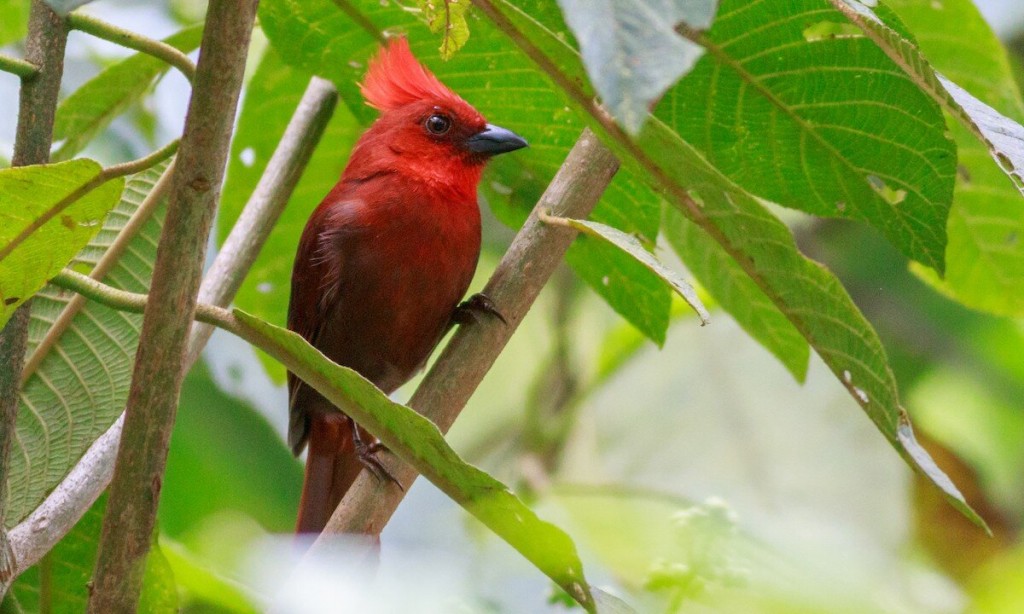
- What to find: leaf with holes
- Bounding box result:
[52,24,203,161]
[661,0,956,272]
[5,163,166,526]
[259,0,673,344]
[419,0,472,60]
[0,160,124,328]
[480,0,983,527]
[555,0,717,134]
[839,0,1024,316]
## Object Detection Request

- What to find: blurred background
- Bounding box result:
[2,1,1023,612]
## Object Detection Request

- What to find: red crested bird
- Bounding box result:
[288,38,527,534]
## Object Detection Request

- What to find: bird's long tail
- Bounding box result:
[295,413,365,534]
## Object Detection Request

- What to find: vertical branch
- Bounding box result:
[0,0,67,594]
[316,128,620,539]
[86,1,258,611]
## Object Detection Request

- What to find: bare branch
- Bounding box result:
[1,0,68,597]
[2,75,336,591]
[315,128,620,538]
[0,54,38,80]
[86,1,258,609]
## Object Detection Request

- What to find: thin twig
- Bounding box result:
[0,139,179,264]
[86,1,257,609]
[67,12,197,82]
[315,128,620,538]
[19,161,177,386]
[0,54,39,80]
[3,76,336,589]
[186,76,338,363]
[0,1,68,598]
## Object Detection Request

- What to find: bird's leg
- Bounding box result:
[452,292,507,326]
[349,417,404,490]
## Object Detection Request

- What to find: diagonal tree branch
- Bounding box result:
[86,1,258,610]
[67,11,196,82]
[0,0,68,597]
[315,128,620,539]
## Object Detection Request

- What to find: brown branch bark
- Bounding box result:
[85,1,258,611]
[314,128,619,540]
[0,0,67,595]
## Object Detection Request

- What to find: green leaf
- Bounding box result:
[481,0,983,527]
[543,212,709,324]
[231,309,597,612]
[160,540,258,613]
[554,0,716,134]
[867,0,1024,316]
[259,0,673,345]
[5,163,166,526]
[662,205,809,382]
[0,160,124,328]
[4,494,178,613]
[419,0,472,60]
[218,46,361,382]
[52,25,203,161]
[0,0,29,46]
[661,0,957,272]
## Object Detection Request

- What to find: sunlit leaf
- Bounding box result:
[419,0,472,59]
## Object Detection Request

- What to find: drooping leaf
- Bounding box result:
[5,163,167,526]
[0,160,124,328]
[218,46,360,382]
[52,24,203,161]
[555,0,716,133]
[661,0,956,272]
[259,0,674,345]
[543,212,709,324]
[3,494,178,613]
[847,0,1024,316]
[419,0,472,59]
[231,309,597,612]
[481,0,982,527]
[662,205,809,382]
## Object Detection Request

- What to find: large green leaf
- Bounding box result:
[2,495,178,614]
[231,309,597,611]
[217,47,360,382]
[258,0,673,344]
[52,25,203,161]
[4,163,166,526]
[660,0,956,272]
[479,0,981,526]
[0,0,29,46]
[868,0,1024,316]
[0,160,124,328]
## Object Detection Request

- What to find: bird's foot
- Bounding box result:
[351,424,404,490]
[453,292,507,326]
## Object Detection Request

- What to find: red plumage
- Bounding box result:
[288,38,526,534]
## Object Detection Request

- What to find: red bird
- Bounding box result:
[288,38,527,533]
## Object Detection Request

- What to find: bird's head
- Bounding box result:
[355,38,527,194]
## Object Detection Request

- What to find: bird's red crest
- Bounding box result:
[360,38,466,112]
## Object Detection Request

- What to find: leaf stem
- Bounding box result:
[0,139,179,265]
[0,54,39,80]
[0,0,68,598]
[67,12,197,82]
[86,1,257,609]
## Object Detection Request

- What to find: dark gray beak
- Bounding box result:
[466,123,528,155]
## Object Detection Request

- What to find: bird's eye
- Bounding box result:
[425,113,452,135]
